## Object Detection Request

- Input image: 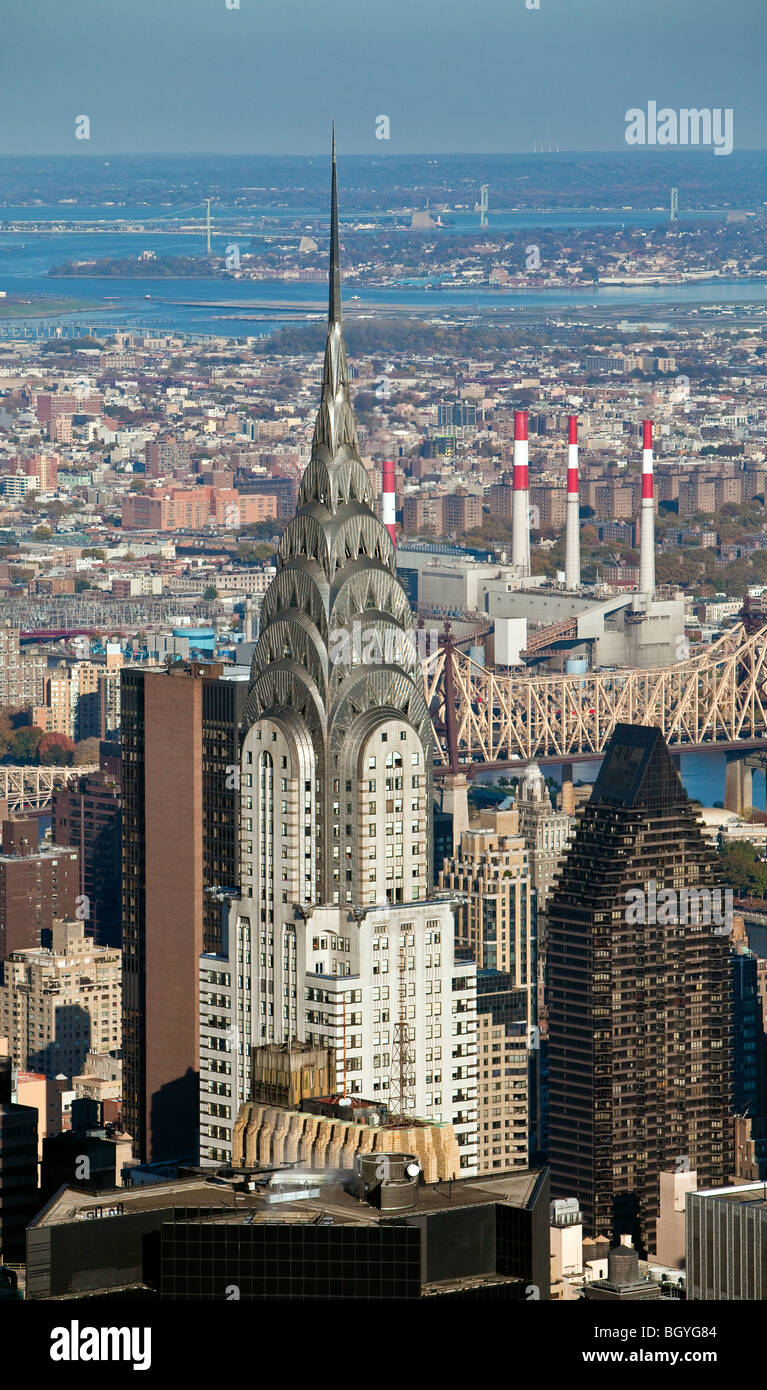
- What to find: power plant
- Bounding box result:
[400,415,686,677]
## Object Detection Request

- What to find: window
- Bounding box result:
[368,757,376,769]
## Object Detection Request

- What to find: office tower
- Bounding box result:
[121,662,248,1163]
[201,899,476,1168]
[476,970,531,1173]
[731,937,766,1120]
[687,1183,767,1299]
[0,818,79,963]
[0,1050,38,1262]
[515,763,573,908]
[28,1163,550,1302]
[547,724,733,1254]
[438,809,537,1164]
[52,767,122,948]
[515,764,573,1162]
[0,919,121,1078]
[199,139,477,1173]
[438,807,536,991]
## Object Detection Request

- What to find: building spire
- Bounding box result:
[311,126,357,458]
[329,123,342,326]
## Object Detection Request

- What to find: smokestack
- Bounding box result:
[511,410,530,578]
[564,415,580,590]
[639,419,655,599]
[382,459,396,548]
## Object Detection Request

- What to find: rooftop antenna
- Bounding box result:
[391,937,416,1119]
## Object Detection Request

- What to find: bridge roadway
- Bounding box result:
[0,764,99,813]
[424,620,767,776]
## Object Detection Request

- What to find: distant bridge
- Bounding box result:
[0,764,99,813]
[423,622,767,772]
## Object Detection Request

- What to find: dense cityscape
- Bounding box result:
[1,0,766,1365]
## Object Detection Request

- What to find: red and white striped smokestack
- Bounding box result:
[511,410,530,577]
[639,420,655,599]
[564,415,580,590]
[382,459,396,548]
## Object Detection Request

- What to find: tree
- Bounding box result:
[10,725,44,763]
[203,585,219,601]
[73,737,101,766]
[716,840,767,899]
[38,731,75,766]
[0,709,14,758]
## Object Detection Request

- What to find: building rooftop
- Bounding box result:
[31,1167,547,1230]
[693,1181,767,1207]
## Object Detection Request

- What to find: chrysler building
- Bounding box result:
[199,138,478,1172]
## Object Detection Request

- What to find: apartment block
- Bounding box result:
[0,918,121,1078]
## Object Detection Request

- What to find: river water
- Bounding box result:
[1,210,766,337]
[476,750,767,810]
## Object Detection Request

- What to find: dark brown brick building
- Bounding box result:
[52,768,122,950]
[0,818,79,963]
[121,663,247,1163]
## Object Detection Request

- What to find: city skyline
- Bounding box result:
[0,0,766,1336]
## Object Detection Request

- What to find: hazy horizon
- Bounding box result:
[1,0,765,156]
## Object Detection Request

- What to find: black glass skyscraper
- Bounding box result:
[547,723,733,1253]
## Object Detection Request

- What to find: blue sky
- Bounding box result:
[1,0,764,154]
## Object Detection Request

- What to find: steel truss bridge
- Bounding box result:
[0,765,99,813]
[423,621,767,772]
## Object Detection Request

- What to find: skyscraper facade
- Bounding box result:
[0,818,79,963]
[199,141,477,1173]
[121,662,248,1162]
[547,723,733,1254]
[53,768,122,949]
